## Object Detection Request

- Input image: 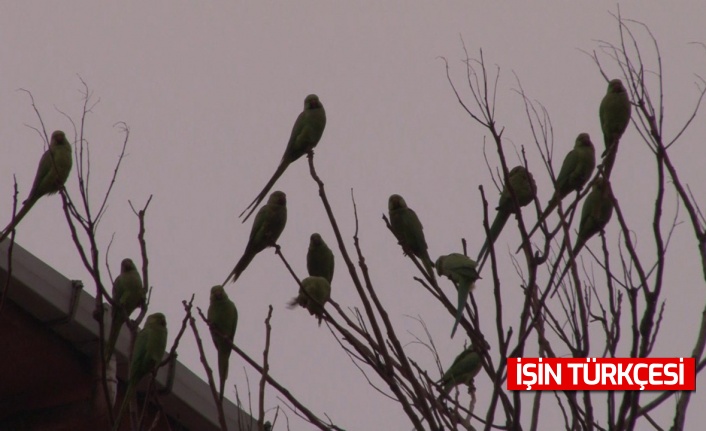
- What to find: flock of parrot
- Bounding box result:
[0,77,631,420]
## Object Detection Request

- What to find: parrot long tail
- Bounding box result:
[552,240,585,297]
[476,212,510,273]
[112,383,136,431]
[239,161,290,223]
[105,314,125,362]
[450,281,472,338]
[0,199,37,243]
[218,353,228,402]
[223,249,256,285]
[601,139,619,179]
[601,134,616,157]
[530,198,558,238]
[516,197,560,253]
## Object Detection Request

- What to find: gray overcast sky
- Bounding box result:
[2,2,706,429]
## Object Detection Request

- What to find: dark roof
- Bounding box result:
[0,240,257,431]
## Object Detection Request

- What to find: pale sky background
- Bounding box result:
[2,2,706,430]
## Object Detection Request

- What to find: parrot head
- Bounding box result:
[51,130,69,146]
[607,79,626,95]
[434,256,445,277]
[267,191,287,206]
[120,258,137,273]
[509,165,536,192]
[508,166,525,178]
[388,194,407,211]
[304,94,322,110]
[210,285,227,302]
[497,166,536,211]
[146,312,167,328]
[464,343,482,356]
[576,133,593,148]
[310,233,323,246]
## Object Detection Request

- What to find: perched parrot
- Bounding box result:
[225,191,287,284]
[524,133,596,242]
[113,313,168,431]
[556,177,614,287]
[207,285,238,402]
[599,79,631,177]
[477,166,537,270]
[240,94,326,222]
[306,233,334,284]
[388,194,435,278]
[438,344,482,397]
[105,258,145,362]
[288,276,331,325]
[436,254,481,338]
[0,130,73,242]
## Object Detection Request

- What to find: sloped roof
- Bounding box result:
[0,240,256,431]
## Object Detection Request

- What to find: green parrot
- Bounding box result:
[240,94,326,223]
[105,258,145,362]
[556,177,614,287]
[113,313,168,431]
[599,79,631,177]
[524,133,596,242]
[307,233,334,284]
[225,191,287,284]
[288,276,331,325]
[572,177,614,258]
[438,344,482,397]
[0,130,73,242]
[435,254,481,339]
[388,194,435,278]
[207,285,238,402]
[477,165,537,270]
